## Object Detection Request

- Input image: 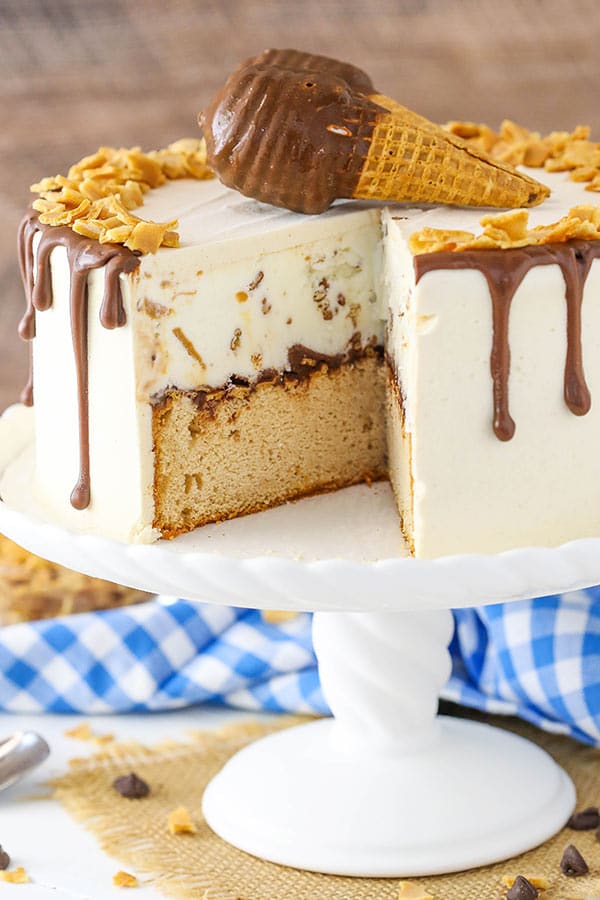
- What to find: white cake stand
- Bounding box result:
[0,405,592,877]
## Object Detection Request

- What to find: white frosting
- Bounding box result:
[384,167,600,558]
[32,241,156,542]
[141,177,379,248]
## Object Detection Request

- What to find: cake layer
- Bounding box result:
[152,354,386,537]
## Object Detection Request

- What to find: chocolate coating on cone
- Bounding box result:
[201,49,384,214]
[201,48,549,214]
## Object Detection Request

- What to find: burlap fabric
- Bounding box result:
[52,714,600,900]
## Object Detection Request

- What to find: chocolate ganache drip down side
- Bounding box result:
[414,240,599,440]
[18,209,140,509]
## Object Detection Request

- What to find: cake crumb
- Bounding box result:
[0,867,30,884]
[230,328,242,352]
[113,870,138,888]
[167,806,197,835]
[397,880,433,899]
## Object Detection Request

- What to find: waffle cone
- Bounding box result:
[352,94,549,208]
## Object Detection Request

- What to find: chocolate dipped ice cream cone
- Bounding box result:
[201,49,549,214]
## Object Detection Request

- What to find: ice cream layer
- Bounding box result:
[135,179,382,396]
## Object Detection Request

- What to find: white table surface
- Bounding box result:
[0,707,275,899]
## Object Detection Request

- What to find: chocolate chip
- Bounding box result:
[567,805,600,830]
[0,847,10,870]
[113,772,150,799]
[506,875,538,900]
[560,844,589,877]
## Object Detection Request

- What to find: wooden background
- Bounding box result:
[2,0,600,410]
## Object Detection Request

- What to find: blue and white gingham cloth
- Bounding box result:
[0,590,598,745]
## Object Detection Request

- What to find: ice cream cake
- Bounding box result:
[15,51,600,558]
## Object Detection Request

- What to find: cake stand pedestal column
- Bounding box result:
[202,609,575,877]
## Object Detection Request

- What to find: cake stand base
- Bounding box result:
[202,716,574,877]
[203,610,574,876]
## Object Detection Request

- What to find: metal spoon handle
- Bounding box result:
[0,731,50,793]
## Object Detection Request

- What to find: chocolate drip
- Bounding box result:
[414,240,600,439]
[69,267,91,510]
[17,212,38,407]
[563,247,592,416]
[17,210,139,508]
